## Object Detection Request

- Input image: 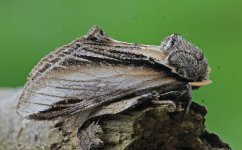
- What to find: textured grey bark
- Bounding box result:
[0,88,231,150]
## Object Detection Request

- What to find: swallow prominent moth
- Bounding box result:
[17,26,211,121]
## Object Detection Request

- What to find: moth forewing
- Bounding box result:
[17,63,177,120]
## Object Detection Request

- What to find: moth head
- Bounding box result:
[161,34,210,82]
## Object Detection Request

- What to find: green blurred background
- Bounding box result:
[0,0,241,149]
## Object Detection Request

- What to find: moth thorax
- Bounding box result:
[167,50,208,82]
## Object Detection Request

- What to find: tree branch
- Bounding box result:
[0,88,231,150]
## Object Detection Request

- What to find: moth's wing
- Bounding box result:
[17,63,177,120]
[17,26,178,120]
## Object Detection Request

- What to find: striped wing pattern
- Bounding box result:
[17,27,177,120]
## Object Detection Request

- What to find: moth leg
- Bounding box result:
[126,93,158,110]
[158,91,183,101]
[151,100,177,112]
[150,90,183,104]
[151,85,192,114]
[150,91,181,112]
[151,100,175,105]
[158,84,193,114]
[184,84,192,114]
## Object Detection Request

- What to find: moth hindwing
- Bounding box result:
[17,25,210,120]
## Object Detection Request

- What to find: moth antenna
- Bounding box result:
[85,25,111,42]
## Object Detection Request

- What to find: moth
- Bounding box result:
[17,26,211,121]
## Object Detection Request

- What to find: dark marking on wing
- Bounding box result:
[54,98,83,105]
[60,58,86,67]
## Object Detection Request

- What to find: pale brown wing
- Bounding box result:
[17,26,179,120]
[17,64,176,120]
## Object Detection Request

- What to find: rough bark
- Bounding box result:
[0,88,231,150]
